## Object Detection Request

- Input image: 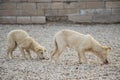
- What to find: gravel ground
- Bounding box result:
[0,23,120,80]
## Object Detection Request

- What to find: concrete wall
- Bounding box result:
[0,0,120,24]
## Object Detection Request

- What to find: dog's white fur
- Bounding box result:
[51,29,111,64]
[7,29,46,60]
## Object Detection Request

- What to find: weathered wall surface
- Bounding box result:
[0,0,120,24]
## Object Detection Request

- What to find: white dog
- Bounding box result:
[51,29,111,64]
[7,29,46,60]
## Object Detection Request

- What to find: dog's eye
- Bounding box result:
[41,52,43,54]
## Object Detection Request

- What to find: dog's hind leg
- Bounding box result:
[51,49,57,62]
[54,45,66,64]
[7,41,17,59]
[7,48,14,59]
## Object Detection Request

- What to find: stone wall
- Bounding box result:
[0,0,120,24]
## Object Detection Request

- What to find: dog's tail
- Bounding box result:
[51,37,58,60]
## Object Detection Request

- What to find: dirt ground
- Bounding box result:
[0,22,120,80]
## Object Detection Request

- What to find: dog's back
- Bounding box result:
[7,30,29,45]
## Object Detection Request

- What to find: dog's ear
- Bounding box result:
[44,48,46,52]
[107,46,112,51]
[104,46,112,51]
[35,47,41,52]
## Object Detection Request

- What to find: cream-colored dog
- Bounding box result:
[51,29,111,64]
[7,29,46,60]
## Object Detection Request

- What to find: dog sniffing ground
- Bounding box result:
[0,23,120,80]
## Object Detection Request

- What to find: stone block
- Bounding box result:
[92,14,120,23]
[37,9,45,16]
[52,0,63,2]
[46,16,67,21]
[37,3,51,9]
[63,2,79,9]
[0,0,21,2]
[58,10,65,16]
[64,8,79,14]
[0,10,17,16]
[63,0,78,2]
[86,2,105,9]
[45,9,58,16]
[92,14,110,23]
[112,8,120,14]
[17,3,36,10]
[45,10,66,16]
[0,16,16,24]
[51,2,63,9]
[31,16,46,23]
[0,3,16,10]
[17,16,31,24]
[5,0,28,2]
[79,9,95,16]
[106,2,120,8]
[20,0,28,2]
[68,14,92,23]
[84,0,105,1]
[106,0,120,1]
[27,0,37,2]
[95,8,112,15]
[17,9,37,16]
[36,0,51,2]
[78,2,86,9]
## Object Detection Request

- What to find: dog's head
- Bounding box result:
[35,47,46,60]
[100,46,111,65]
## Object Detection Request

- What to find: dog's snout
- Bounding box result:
[104,59,109,64]
[42,57,45,59]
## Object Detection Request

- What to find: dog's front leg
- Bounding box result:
[20,48,27,59]
[25,50,32,59]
